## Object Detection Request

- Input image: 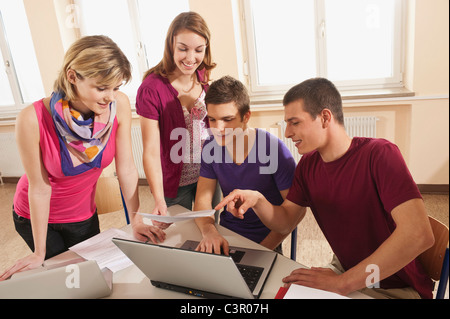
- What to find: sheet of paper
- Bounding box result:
[138,209,215,223]
[69,228,135,273]
[283,284,349,299]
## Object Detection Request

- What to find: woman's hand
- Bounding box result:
[0,253,45,281]
[151,199,172,230]
[132,221,167,243]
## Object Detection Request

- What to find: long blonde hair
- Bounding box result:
[143,11,216,84]
[54,35,132,100]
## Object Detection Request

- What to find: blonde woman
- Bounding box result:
[136,12,218,223]
[0,35,165,280]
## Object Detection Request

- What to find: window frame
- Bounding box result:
[241,0,406,100]
[0,11,31,116]
[75,0,190,106]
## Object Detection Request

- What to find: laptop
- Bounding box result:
[112,238,277,299]
[0,259,112,299]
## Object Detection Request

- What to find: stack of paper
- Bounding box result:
[69,228,136,273]
[138,209,215,223]
[277,284,349,299]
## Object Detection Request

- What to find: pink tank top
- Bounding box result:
[13,99,117,223]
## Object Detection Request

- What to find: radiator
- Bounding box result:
[344,116,378,138]
[277,116,378,163]
[0,129,146,179]
[0,132,24,178]
[131,126,146,179]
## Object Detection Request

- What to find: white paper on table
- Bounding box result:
[69,228,136,273]
[138,209,215,223]
[283,284,349,299]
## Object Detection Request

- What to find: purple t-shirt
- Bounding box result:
[200,128,296,243]
[287,137,433,299]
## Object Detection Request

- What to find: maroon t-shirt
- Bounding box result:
[287,137,433,298]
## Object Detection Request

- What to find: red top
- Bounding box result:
[13,99,117,223]
[287,137,433,298]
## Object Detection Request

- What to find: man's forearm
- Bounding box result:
[253,195,299,235]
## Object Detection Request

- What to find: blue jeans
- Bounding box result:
[165,183,198,210]
[13,208,100,260]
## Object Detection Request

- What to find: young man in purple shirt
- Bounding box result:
[194,76,296,254]
[216,78,435,299]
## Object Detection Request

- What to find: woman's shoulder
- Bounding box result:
[115,91,130,105]
[114,91,131,120]
[16,102,43,141]
[141,72,168,89]
[138,73,173,100]
[18,98,50,125]
[17,104,37,124]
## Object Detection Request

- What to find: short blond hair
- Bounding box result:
[54,35,132,100]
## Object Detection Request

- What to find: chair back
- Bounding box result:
[418,216,449,281]
[95,176,124,214]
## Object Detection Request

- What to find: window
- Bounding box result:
[243,0,404,97]
[75,0,189,102]
[0,1,45,113]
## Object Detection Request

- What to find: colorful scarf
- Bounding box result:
[50,92,116,176]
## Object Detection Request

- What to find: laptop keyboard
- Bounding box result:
[228,249,245,263]
[236,264,263,292]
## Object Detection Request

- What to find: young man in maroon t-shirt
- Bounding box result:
[216,78,435,299]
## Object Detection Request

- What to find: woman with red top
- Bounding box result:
[0,35,165,281]
[136,12,218,224]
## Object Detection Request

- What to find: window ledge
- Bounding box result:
[249,87,416,111]
[0,112,19,126]
[341,87,415,101]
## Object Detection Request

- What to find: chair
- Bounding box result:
[290,227,298,261]
[285,208,301,261]
[95,176,130,224]
[418,216,449,299]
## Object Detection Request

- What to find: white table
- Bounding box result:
[45,218,369,299]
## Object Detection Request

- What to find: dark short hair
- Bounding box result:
[283,78,344,125]
[205,76,250,120]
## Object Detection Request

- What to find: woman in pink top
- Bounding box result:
[0,36,165,281]
[136,12,218,225]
